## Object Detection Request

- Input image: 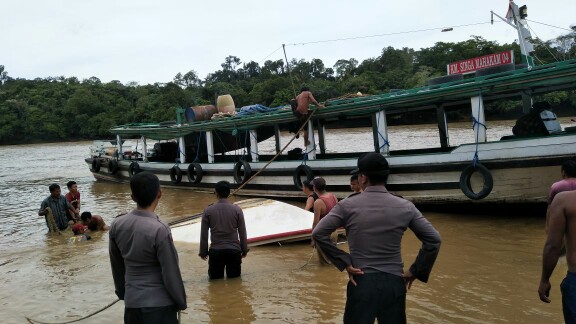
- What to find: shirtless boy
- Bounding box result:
[294,86,324,146]
[80,211,109,232]
[539,190,576,322]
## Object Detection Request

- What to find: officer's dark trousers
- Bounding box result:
[208,249,242,279]
[344,272,406,324]
[124,305,177,324]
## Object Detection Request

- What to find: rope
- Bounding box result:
[296,248,317,270]
[302,144,317,162]
[242,129,249,161]
[249,130,259,159]
[526,23,560,62]
[525,19,574,32]
[193,131,202,162]
[285,21,496,46]
[231,106,320,196]
[282,44,298,99]
[471,92,486,167]
[325,92,368,104]
[25,299,120,324]
[375,108,390,151]
[24,234,334,323]
[45,207,62,235]
[212,130,228,152]
[531,53,546,65]
[258,46,283,65]
[176,142,185,163]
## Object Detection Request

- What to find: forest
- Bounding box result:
[1,35,575,145]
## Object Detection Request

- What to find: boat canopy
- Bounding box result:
[109,59,576,140]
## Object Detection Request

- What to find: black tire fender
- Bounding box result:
[233,160,252,184]
[293,164,315,190]
[187,163,203,184]
[170,165,183,184]
[107,160,119,175]
[459,163,494,200]
[91,159,101,173]
[128,161,141,177]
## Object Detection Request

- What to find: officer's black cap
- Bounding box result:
[350,152,390,176]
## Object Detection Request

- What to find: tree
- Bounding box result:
[416,36,507,73]
[174,70,202,88]
[0,65,8,84]
[378,47,414,72]
[261,59,285,76]
[222,55,242,71]
[333,58,358,80]
[239,61,261,79]
[0,35,574,145]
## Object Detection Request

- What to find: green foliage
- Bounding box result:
[1,34,575,145]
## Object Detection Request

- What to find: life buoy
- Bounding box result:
[107,160,119,175]
[293,164,314,190]
[187,163,203,184]
[233,160,252,184]
[459,162,494,200]
[128,162,141,177]
[91,159,101,173]
[170,165,183,184]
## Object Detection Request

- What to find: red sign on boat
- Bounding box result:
[447,50,514,75]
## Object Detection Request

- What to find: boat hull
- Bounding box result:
[86,132,576,205]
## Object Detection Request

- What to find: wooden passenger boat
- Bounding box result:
[85,57,576,206]
[85,3,576,206]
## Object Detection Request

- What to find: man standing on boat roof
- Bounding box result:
[38,183,77,231]
[293,86,324,147]
[109,172,187,323]
[312,152,442,323]
[199,180,249,279]
[539,189,576,323]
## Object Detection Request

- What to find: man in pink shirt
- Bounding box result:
[548,160,576,205]
[547,159,576,232]
[311,177,338,265]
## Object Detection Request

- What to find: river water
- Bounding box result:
[0,119,573,323]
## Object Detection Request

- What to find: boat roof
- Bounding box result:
[110,59,576,140]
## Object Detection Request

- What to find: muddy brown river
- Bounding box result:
[1,119,573,323]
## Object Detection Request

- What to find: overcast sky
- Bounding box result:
[1,0,574,85]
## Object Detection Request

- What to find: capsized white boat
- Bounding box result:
[171,198,316,247]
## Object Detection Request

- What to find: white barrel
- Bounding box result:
[216,94,236,113]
